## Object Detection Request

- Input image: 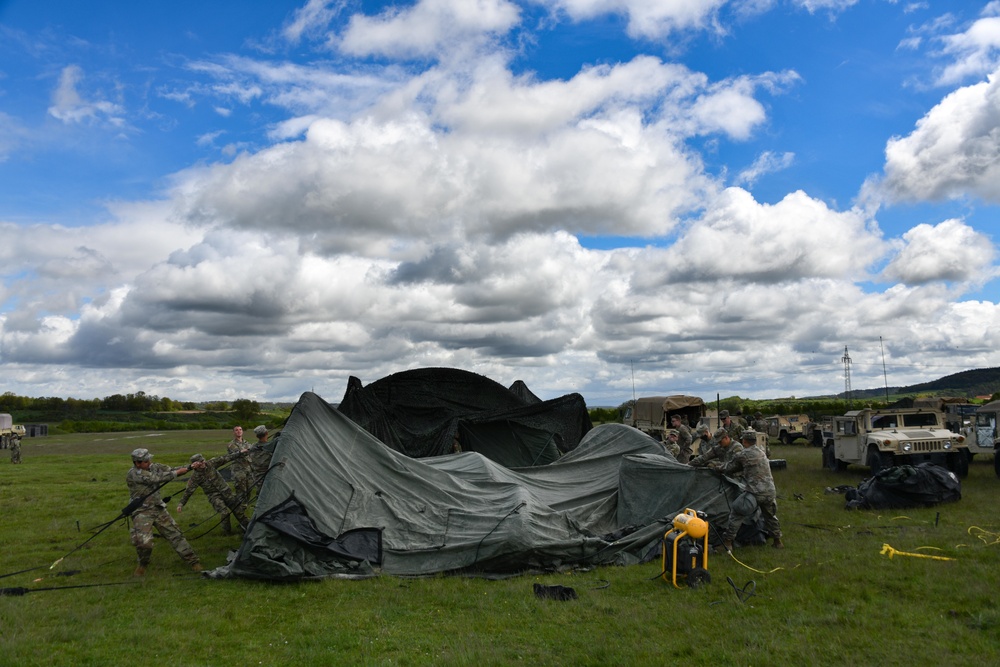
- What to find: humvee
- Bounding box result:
[764,414,811,445]
[822,405,968,477]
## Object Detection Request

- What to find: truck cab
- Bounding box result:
[822,406,968,477]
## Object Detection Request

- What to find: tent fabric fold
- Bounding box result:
[213,391,753,581]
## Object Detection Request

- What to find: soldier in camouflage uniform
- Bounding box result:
[669,414,694,464]
[227,426,254,522]
[719,410,745,441]
[248,425,273,494]
[689,428,745,470]
[752,412,767,435]
[9,436,21,464]
[692,423,712,459]
[716,431,783,552]
[126,448,201,576]
[176,448,251,534]
[662,429,681,458]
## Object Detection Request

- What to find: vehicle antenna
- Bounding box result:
[630,359,636,410]
[842,346,853,410]
[880,337,890,404]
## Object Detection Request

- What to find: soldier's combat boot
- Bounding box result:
[133,565,147,577]
[191,563,204,572]
[723,540,734,553]
[772,537,784,549]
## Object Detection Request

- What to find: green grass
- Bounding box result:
[1,432,998,665]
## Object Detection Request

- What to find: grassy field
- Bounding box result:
[1,431,998,666]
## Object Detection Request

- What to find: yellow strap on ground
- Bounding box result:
[725,550,784,574]
[880,543,955,561]
[968,526,1000,546]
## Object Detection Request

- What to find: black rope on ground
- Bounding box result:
[726,576,756,603]
[0,580,141,597]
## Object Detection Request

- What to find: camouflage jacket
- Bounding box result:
[228,438,254,476]
[722,420,745,441]
[179,449,247,507]
[690,441,744,468]
[675,424,693,451]
[249,441,273,478]
[719,444,776,497]
[126,462,180,513]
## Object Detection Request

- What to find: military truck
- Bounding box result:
[0,413,12,449]
[624,395,705,440]
[962,400,1000,477]
[764,414,812,445]
[821,405,968,477]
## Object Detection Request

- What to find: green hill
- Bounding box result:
[841,367,1000,401]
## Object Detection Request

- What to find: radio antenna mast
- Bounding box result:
[630,360,636,409]
[879,337,890,404]
[842,346,853,409]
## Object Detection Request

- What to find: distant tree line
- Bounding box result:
[0,391,266,434]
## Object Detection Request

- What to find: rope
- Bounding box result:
[0,581,140,597]
[968,526,1000,547]
[879,543,955,561]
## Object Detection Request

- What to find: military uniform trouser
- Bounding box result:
[722,493,781,543]
[206,490,248,532]
[10,449,20,464]
[232,470,253,517]
[130,507,199,566]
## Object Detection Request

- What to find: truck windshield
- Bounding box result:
[870,415,897,429]
[901,413,939,427]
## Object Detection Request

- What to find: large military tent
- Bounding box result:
[211,391,756,581]
[336,367,592,467]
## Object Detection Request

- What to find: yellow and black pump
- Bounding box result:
[661,508,711,589]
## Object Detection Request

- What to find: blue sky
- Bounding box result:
[2,0,1000,405]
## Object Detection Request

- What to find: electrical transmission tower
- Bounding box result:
[842,346,852,409]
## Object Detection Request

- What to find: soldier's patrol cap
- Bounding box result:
[254,425,268,436]
[190,453,206,463]
[131,448,152,462]
[695,424,711,436]
[665,429,679,437]
[741,430,757,441]
[719,410,730,419]
[713,428,729,440]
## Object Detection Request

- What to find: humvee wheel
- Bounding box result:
[947,451,969,478]
[867,448,892,476]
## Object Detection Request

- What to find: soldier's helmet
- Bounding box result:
[719,410,730,419]
[741,430,757,442]
[131,448,152,462]
[190,453,206,463]
[696,424,710,436]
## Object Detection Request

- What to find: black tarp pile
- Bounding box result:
[844,463,961,510]
[210,391,761,581]
[337,367,592,468]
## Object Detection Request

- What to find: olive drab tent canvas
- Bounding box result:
[336,367,592,468]
[211,391,759,581]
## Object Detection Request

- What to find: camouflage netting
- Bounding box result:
[211,392,754,581]
[337,367,592,467]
